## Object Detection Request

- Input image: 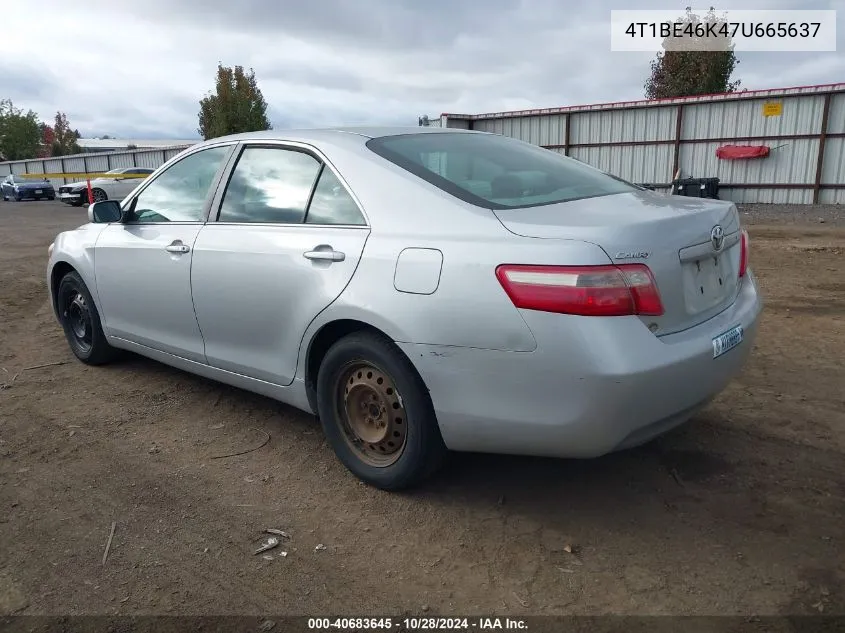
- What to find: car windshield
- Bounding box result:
[105,169,126,174]
[366,132,635,210]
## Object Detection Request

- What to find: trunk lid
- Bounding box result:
[492,190,742,335]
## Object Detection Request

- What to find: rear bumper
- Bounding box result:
[399,270,762,458]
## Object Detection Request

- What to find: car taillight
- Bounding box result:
[739,229,749,278]
[495,264,664,317]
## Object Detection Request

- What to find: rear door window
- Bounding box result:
[218,146,322,224]
[305,168,366,226]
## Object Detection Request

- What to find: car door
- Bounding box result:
[191,142,370,385]
[94,144,235,362]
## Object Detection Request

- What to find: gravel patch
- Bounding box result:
[737,203,845,227]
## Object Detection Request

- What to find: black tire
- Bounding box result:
[92,188,107,203]
[316,331,446,490]
[56,271,117,365]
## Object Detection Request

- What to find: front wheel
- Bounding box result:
[92,188,108,203]
[316,331,446,490]
[57,271,117,365]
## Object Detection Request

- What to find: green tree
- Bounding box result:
[50,111,82,156]
[0,99,42,160]
[198,64,272,140]
[644,8,741,99]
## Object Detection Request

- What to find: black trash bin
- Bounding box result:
[673,177,720,199]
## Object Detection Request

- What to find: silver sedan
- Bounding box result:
[47,127,763,490]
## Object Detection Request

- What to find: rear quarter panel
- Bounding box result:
[295,141,614,376]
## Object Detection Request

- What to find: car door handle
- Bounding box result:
[303,248,345,262]
[165,242,190,254]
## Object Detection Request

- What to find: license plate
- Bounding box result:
[35,189,42,194]
[682,254,736,313]
[712,325,743,359]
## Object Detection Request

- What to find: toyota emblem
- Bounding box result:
[710,225,725,252]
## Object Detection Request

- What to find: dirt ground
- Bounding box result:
[0,201,843,617]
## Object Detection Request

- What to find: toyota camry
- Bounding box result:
[46,127,762,490]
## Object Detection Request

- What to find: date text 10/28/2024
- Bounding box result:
[307,617,528,630]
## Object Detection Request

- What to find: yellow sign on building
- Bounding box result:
[762,101,783,117]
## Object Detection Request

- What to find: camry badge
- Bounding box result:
[614,251,651,259]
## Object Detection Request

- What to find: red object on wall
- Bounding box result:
[716,145,770,160]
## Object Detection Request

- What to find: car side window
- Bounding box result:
[128,146,230,223]
[305,168,366,226]
[218,146,322,224]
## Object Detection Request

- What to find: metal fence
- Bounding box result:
[431,83,845,204]
[0,145,195,188]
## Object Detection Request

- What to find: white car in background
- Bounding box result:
[57,167,155,206]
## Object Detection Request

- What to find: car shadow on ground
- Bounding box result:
[112,349,763,518]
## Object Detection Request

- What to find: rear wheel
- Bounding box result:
[57,271,117,365]
[316,332,446,490]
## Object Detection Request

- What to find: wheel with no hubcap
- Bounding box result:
[57,271,117,365]
[316,332,446,490]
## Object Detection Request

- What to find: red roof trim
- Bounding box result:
[441,82,845,120]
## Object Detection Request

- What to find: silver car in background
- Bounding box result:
[47,127,762,490]
[57,167,155,206]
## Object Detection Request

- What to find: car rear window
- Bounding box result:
[366,132,635,210]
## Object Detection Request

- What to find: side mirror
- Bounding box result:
[88,200,123,224]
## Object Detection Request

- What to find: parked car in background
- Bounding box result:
[58,167,155,206]
[46,128,762,491]
[2,174,55,201]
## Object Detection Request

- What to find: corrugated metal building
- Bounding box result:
[76,138,199,153]
[0,144,195,187]
[426,83,845,204]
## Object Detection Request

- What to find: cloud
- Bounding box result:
[0,0,842,138]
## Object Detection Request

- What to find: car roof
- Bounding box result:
[206,126,480,147]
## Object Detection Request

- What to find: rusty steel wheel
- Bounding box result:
[337,361,408,467]
[317,331,447,490]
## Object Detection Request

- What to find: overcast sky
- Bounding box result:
[2,0,843,139]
